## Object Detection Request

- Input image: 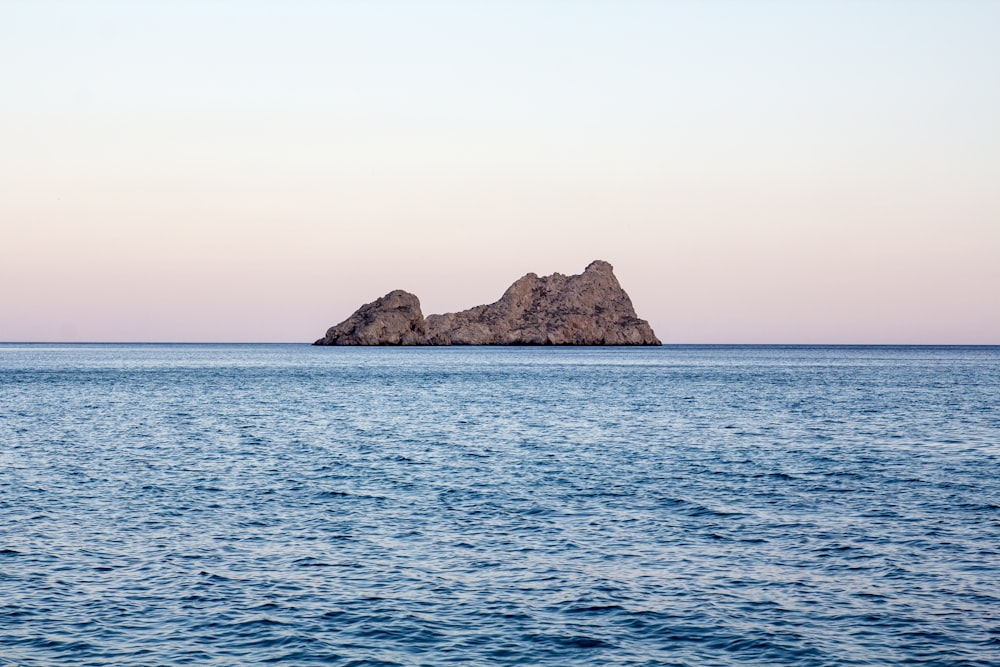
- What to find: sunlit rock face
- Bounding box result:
[313,260,660,346]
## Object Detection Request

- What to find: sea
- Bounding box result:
[1,344,998,666]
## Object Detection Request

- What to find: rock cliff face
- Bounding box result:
[313,260,660,346]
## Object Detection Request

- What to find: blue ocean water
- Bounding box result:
[1,344,998,666]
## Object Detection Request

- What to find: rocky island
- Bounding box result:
[313,260,660,346]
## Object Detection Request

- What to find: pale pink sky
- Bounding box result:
[2,2,998,343]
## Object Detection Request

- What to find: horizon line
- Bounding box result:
[2,341,998,348]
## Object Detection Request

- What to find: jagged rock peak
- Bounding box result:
[313,261,660,346]
[585,259,613,273]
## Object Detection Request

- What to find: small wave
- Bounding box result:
[529,633,615,650]
[562,604,625,615]
[292,557,336,568]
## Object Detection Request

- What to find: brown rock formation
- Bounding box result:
[313,260,660,346]
[315,290,425,346]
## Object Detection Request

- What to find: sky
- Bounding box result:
[2,1,998,343]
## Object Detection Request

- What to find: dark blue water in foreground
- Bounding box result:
[1,345,999,666]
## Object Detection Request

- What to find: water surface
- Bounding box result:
[1,344,998,665]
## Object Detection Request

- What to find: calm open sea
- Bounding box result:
[1,344,998,666]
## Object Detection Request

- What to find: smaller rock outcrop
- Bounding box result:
[314,289,425,345]
[313,260,660,345]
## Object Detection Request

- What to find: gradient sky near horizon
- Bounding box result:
[2,1,998,343]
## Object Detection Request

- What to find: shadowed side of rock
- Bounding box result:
[313,260,661,345]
